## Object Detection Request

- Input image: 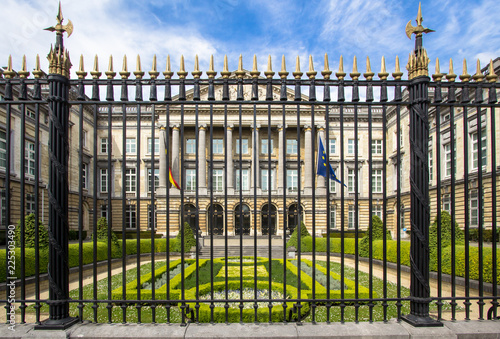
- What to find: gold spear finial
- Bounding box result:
[392,56,403,80]
[33,54,44,79]
[221,54,231,78]
[307,55,317,79]
[90,54,101,79]
[405,2,434,39]
[293,56,303,79]
[350,56,360,80]
[322,53,332,79]
[236,54,245,78]
[18,55,30,79]
[378,56,389,80]
[364,56,374,80]
[446,58,457,82]
[192,54,202,78]
[472,59,485,82]
[178,55,188,79]
[250,54,260,78]
[206,54,217,78]
[105,55,116,79]
[264,55,275,79]
[432,57,443,82]
[44,1,73,38]
[163,55,173,79]
[149,54,159,79]
[120,55,130,79]
[3,55,15,79]
[134,54,144,79]
[336,55,346,80]
[279,55,288,79]
[459,58,470,82]
[486,59,498,83]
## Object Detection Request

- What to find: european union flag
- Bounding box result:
[316,138,347,187]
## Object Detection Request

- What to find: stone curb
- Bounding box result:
[0,320,499,338]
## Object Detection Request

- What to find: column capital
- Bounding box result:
[199,124,207,130]
[251,123,261,130]
[226,123,234,130]
[170,124,180,130]
[316,124,325,131]
[277,124,288,131]
[159,125,167,131]
[304,125,312,132]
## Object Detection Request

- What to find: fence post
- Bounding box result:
[35,4,78,330]
[403,4,442,327]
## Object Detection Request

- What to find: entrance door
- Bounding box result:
[261,204,277,235]
[234,204,250,235]
[208,204,224,235]
[287,203,302,234]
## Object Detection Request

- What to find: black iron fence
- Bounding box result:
[0,12,499,329]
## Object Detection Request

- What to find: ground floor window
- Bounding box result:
[125,204,136,229]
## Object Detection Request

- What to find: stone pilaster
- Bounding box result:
[227,125,234,190]
[171,125,180,194]
[251,124,260,189]
[198,125,207,189]
[277,125,285,190]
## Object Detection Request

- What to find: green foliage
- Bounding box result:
[359,215,391,257]
[286,221,311,249]
[469,228,500,243]
[68,230,87,241]
[324,230,367,238]
[172,222,197,253]
[429,211,464,264]
[91,217,119,247]
[15,213,49,248]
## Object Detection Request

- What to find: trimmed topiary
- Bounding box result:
[359,215,391,257]
[15,213,49,248]
[430,210,464,251]
[173,221,197,253]
[286,221,311,249]
[92,217,119,247]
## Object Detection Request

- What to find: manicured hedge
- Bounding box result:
[0,238,178,283]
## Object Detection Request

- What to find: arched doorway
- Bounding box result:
[234,204,250,235]
[261,204,277,235]
[287,203,302,234]
[208,204,224,235]
[183,204,198,234]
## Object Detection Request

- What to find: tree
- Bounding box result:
[286,221,311,249]
[173,221,197,253]
[359,215,391,257]
[15,213,49,248]
[92,217,119,247]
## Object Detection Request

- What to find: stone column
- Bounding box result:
[159,126,168,189]
[227,125,234,189]
[198,125,207,189]
[317,126,326,188]
[171,125,180,190]
[251,124,260,189]
[304,125,313,192]
[278,125,284,189]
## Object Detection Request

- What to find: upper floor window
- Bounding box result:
[212,169,224,192]
[286,139,298,155]
[235,169,249,191]
[286,169,298,192]
[471,129,487,171]
[100,168,108,193]
[261,169,275,191]
[100,137,108,154]
[347,139,355,155]
[186,139,196,154]
[236,139,248,154]
[25,141,36,177]
[329,139,336,155]
[212,139,223,154]
[82,163,88,189]
[125,168,136,192]
[126,138,136,154]
[428,137,433,182]
[0,130,7,170]
[261,138,273,155]
[371,169,383,193]
[186,169,196,191]
[371,139,382,154]
[26,108,36,119]
[82,130,88,148]
[148,168,159,192]
[148,138,160,154]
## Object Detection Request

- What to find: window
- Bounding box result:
[82,163,88,189]
[261,169,275,191]
[348,205,357,229]
[100,138,108,154]
[25,141,36,177]
[235,169,249,191]
[261,138,273,154]
[82,130,88,148]
[471,129,487,171]
[186,139,196,154]
[429,137,433,182]
[101,204,107,220]
[125,168,136,192]
[393,130,404,150]
[236,139,248,154]
[286,139,298,155]
[100,168,108,193]
[400,209,405,229]
[0,130,7,170]
[371,169,383,193]
[186,169,196,191]
[442,195,451,213]
[329,205,336,229]
[148,168,159,192]
[212,139,223,154]
[148,138,160,154]
[347,139,355,155]
[469,190,484,227]
[212,169,223,192]
[393,159,403,191]
[148,205,157,230]
[286,169,298,192]
[26,193,35,215]
[329,139,336,155]
[444,143,456,177]
[371,139,382,154]
[0,189,6,227]
[329,172,337,193]
[125,204,136,229]
[26,108,36,119]
[348,169,357,193]
[372,205,383,220]
[126,138,136,154]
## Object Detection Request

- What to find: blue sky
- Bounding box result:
[1,0,499,79]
